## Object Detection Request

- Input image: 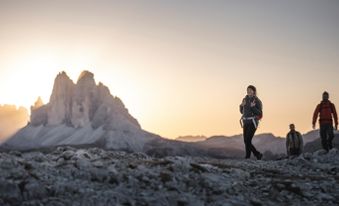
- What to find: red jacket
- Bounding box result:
[313,100,338,126]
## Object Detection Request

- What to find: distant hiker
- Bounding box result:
[312,91,338,151]
[240,85,263,160]
[286,124,304,157]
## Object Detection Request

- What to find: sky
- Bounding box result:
[0,0,339,139]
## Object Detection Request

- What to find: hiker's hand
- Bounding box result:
[250,101,256,107]
[335,125,338,130]
[312,124,316,130]
[240,99,246,107]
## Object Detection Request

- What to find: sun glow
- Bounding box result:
[1,50,97,110]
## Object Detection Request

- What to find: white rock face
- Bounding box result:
[31,71,140,129]
[47,71,75,126]
[4,71,157,151]
[30,70,140,130]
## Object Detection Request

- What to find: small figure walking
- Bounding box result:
[286,124,304,158]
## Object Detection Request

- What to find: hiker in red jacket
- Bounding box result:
[312,91,338,151]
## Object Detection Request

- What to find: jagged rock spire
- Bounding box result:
[30,70,140,129]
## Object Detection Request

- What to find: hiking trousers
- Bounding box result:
[320,124,335,151]
[289,148,302,156]
[243,122,260,158]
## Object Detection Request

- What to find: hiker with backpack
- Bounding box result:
[312,91,338,152]
[286,124,304,157]
[240,85,263,160]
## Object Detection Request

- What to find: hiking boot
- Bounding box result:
[256,153,263,160]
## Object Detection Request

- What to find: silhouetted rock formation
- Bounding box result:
[3,71,157,151]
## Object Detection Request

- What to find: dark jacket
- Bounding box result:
[286,131,304,155]
[312,100,338,126]
[240,95,263,124]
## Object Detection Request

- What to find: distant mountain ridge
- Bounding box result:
[175,135,207,142]
[176,130,322,157]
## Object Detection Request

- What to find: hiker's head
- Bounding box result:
[247,85,257,97]
[289,124,295,131]
[323,91,329,101]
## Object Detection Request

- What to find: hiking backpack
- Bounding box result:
[319,102,334,120]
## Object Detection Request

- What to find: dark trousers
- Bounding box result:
[320,124,335,151]
[289,148,301,156]
[243,122,260,158]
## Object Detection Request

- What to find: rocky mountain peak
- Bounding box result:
[77,70,95,85]
[32,97,44,110]
[49,71,74,102]
[29,71,140,129]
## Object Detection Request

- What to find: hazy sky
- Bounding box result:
[1,0,339,138]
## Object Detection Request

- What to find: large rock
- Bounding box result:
[30,71,140,130]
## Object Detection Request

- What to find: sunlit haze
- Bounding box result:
[1,0,339,138]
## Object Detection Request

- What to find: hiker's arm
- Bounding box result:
[332,104,338,127]
[312,105,320,126]
[240,98,245,114]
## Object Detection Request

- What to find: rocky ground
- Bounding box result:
[0,146,339,206]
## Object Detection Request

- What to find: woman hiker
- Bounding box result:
[240,85,263,160]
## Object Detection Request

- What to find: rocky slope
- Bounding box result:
[0,146,338,206]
